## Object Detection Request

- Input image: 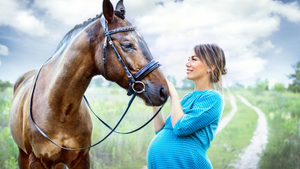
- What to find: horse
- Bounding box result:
[9,0,169,168]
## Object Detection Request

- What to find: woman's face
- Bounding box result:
[186,50,210,81]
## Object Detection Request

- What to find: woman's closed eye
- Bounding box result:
[191,56,197,61]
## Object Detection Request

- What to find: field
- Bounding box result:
[0,86,299,168]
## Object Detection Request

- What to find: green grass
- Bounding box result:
[239,90,300,169]
[220,93,233,120]
[85,87,192,168]
[207,94,258,169]
[0,88,18,169]
[2,86,299,168]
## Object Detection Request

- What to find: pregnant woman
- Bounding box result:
[147,44,227,168]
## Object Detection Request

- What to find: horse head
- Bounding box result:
[96,0,169,106]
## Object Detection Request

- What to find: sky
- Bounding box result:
[0,0,300,88]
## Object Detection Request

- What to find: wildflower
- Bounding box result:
[269,112,274,120]
[285,112,291,120]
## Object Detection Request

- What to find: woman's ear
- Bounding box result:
[212,65,216,71]
[207,65,216,74]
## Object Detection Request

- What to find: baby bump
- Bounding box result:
[147,129,211,168]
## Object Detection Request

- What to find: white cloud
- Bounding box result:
[0,44,9,56]
[33,0,102,26]
[275,48,282,54]
[0,0,49,36]
[271,1,300,23]
[2,0,299,86]
[269,79,279,88]
[127,0,300,86]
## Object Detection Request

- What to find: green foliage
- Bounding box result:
[89,76,104,88]
[181,78,194,90]
[0,80,13,92]
[2,84,299,168]
[271,83,286,92]
[230,82,245,90]
[0,127,18,168]
[208,95,258,168]
[85,87,169,168]
[4,157,18,169]
[248,78,269,93]
[241,91,300,168]
[0,96,11,128]
[288,61,300,93]
[166,75,177,87]
[0,87,18,168]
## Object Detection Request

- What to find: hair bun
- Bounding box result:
[222,68,227,75]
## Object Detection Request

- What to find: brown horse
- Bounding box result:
[9,0,169,168]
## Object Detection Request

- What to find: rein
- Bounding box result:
[29,15,165,151]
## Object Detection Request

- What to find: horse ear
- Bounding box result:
[103,0,114,23]
[115,0,125,19]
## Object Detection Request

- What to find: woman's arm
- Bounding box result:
[152,107,165,132]
[167,81,185,128]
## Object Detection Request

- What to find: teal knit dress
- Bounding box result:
[147,90,224,169]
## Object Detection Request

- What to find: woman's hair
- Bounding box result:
[194,44,227,93]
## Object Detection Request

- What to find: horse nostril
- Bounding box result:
[159,87,168,102]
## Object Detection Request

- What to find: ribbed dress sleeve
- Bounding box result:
[173,92,223,137]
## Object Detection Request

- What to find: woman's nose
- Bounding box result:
[186,60,191,67]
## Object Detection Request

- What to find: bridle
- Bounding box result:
[29,15,166,151]
[100,16,161,96]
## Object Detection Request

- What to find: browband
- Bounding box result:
[100,15,161,96]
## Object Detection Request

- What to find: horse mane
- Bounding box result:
[54,14,103,53]
[54,12,126,53]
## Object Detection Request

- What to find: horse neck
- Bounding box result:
[45,21,103,115]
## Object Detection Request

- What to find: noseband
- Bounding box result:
[29,15,166,151]
[100,16,161,96]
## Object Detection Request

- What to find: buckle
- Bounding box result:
[131,81,145,93]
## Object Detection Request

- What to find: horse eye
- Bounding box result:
[121,42,134,52]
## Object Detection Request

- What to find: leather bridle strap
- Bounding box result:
[133,60,161,81]
[101,16,136,85]
[100,16,161,96]
[83,95,166,134]
[29,61,140,150]
[29,15,166,151]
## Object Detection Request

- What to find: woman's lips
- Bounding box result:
[186,69,193,74]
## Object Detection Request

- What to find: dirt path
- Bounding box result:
[232,95,268,169]
[217,95,238,133]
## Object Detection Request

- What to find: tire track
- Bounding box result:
[232,95,268,169]
[217,95,238,134]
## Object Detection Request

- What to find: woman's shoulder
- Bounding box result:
[192,90,222,99]
[194,90,224,104]
[181,90,223,104]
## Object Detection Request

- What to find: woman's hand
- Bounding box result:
[152,106,165,132]
[166,80,178,99]
[166,80,185,127]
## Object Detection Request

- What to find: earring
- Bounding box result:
[207,71,210,74]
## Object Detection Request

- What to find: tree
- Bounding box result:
[89,76,104,88]
[0,80,13,92]
[248,78,269,93]
[288,61,300,93]
[230,81,245,90]
[166,75,177,88]
[181,78,194,90]
[272,83,286,92]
